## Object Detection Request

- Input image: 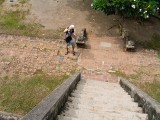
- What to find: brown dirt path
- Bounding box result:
[28,0,160,42]
[28,0,120,36]
[0,34,79,80]
[26,0,160,82]
[78,35,160,82]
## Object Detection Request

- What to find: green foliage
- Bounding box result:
[91,0,115,14]
[92,0,160,19]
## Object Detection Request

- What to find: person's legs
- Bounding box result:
[72,45,75,55]
[65,40,75,55]
[65,47,69,55]
[70,39,75,55]
[65,43,70,55]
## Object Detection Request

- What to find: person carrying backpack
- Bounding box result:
[64,25,76,55]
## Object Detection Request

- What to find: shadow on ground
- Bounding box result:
[66,0,160,43]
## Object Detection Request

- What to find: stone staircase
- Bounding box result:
[57,79,148,120]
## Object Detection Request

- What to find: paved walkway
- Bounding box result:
[78,35,124,82]
[77,35,159,83]
[58,79,148,120]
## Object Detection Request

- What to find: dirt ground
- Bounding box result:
[0,34,79,80]
[79,35,160,83]
[27,0,120,36]
[28,0,160,40]
[26,0,160,81]
[0,0,160,82]
[26,0,160,85]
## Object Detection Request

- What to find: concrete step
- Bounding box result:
[69,93,136,104]
[75,85,126,93]
[65,102,143,113]
[77,80,125,92]
[72,89,132,99]
[79,79,117,85]
[57,115,79,120]
[67,97,140,110]
[60,109,148,120]
[58,79,148,120]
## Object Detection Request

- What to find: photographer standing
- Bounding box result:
[64,25,76,55]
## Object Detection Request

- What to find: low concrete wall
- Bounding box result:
[120,79,160,120]
[21,72,81,120]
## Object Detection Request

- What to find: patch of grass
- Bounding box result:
[19,0,28,4]
[1,56,16,62]
[0,11,43,36]
[113,69,160,103]
[0,0,5,5]
[112,69,141,80]
[0,73,69,115]
[0,10,63,39]
[145,33,160,50]
[132,80,160,103]
[0,11,25,29]
[0,0,63,39]
[113,70,130,79]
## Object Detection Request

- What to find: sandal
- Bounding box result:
[73,52,75,56]
[65,52,69,55]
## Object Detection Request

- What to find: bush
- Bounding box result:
[92,0,160,19]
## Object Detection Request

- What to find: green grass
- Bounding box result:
[113,70,160,103]
[0,11,25,29]
[132,80,160,103]
[0,11,43,36]
[112,70,130,79]
[0,0,4,5]
[0,1,63,39]
[0,73,69,115]
[112,69,141,80]
[0,10,63,39]
[145,33,160,50]
[19,0,28,4]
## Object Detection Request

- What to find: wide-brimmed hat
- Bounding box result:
[69,25,74,29]
[64,28,68,33]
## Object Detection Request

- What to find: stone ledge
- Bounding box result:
[120,79,160,120]
[21,72,81,120]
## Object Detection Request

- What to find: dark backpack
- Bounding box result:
[65,31,72,43]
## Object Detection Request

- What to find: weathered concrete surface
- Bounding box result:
[0,111,21,120]
[58,79,148,120]
[120,79,160,120]
[21,73,81,120]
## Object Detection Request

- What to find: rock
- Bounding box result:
[108,70,116,73]
[22,44,27,48]
[66,72,70,76]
